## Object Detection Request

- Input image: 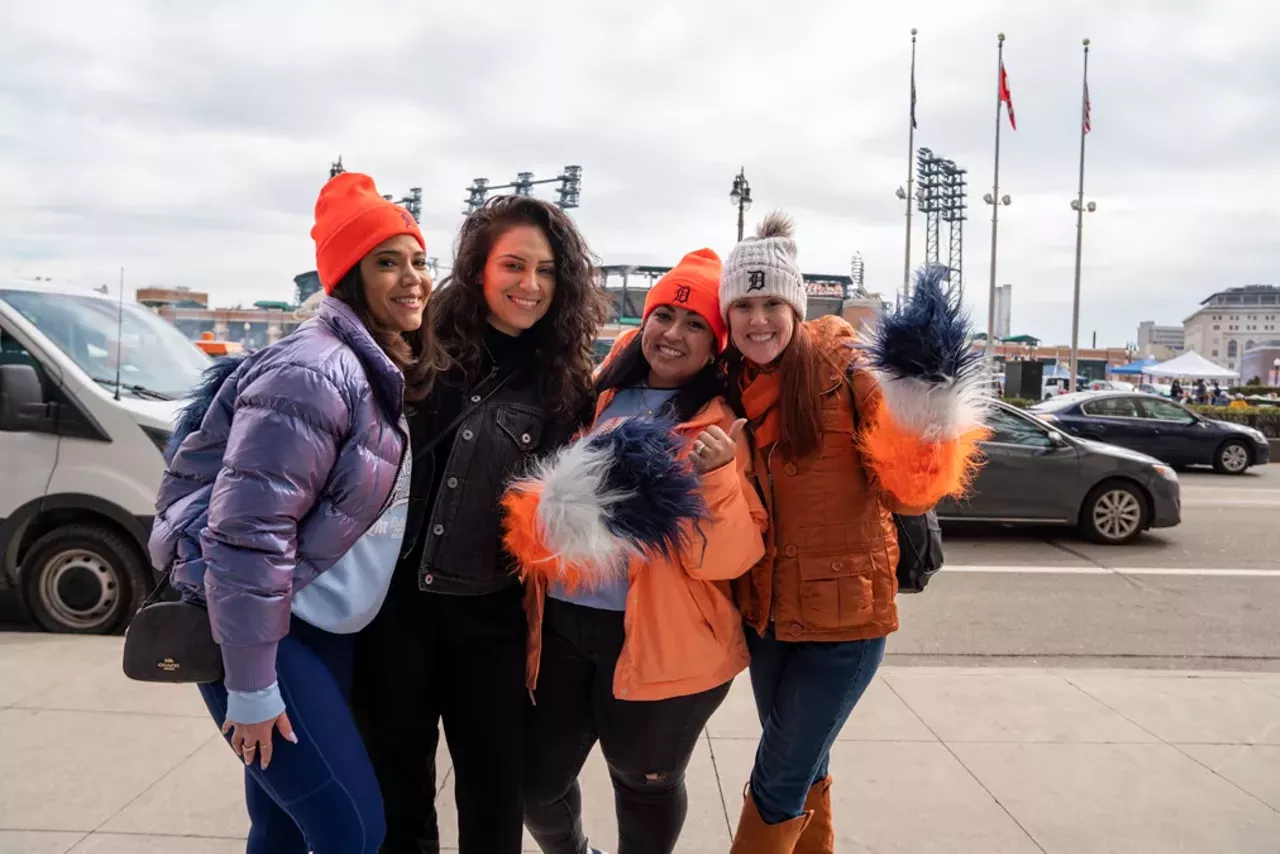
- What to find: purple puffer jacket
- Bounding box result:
[149,297,406,694]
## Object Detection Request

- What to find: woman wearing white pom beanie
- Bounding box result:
[721,213,990,853]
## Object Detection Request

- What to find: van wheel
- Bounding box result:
[19,524,148,634]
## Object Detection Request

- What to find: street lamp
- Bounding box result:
[730,167,752,242]
[1272,357,1280,387]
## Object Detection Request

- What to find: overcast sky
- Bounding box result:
[2,0,1276,347]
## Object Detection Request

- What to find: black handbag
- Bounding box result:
[122,574,223,684]
[893,509,944,593]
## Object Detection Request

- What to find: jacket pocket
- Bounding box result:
[796,551,875,630]
[496,404,546,457]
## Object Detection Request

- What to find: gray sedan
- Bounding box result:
[935,402,1183,544]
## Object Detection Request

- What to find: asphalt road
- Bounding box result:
[895,465,1280,670]
[5,467,1279,669]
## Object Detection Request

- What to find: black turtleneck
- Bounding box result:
[397,324,534,582]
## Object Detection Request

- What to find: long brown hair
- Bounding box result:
[430,195,609,415]
[331,266,446,403]
[727,310,825,460]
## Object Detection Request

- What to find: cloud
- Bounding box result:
[1,0,1276,346]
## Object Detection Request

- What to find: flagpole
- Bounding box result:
[985,33,1006,359]
[902,28,918,299]
[1068,38,1091,393]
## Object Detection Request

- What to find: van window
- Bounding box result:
[0,290,209,400]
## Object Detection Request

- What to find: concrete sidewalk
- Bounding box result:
[1,634,1277,853]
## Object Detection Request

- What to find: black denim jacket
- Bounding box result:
[398,341,588,596]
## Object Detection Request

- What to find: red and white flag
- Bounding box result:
[1083,81,1092,134]
[999,61,1017,130]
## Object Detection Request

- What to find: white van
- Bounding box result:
[0,281,209,633]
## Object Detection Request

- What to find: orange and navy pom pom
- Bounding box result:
[857,265,992,503]
[501,416,705,590]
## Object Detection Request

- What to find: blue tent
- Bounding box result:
[1110,357,1159,376]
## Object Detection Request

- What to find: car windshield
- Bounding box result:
[0,289,210,400]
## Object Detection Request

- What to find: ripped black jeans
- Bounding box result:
[523,598,732,854]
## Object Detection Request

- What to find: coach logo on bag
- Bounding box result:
[158,658,180,672]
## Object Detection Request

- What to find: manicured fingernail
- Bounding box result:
[285,732,298,744]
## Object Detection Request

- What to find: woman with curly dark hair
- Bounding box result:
[355,195,610,854]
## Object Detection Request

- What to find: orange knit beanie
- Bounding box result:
[642,248,727,352]
[310,172,425,293]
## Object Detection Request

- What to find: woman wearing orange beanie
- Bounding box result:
[149,171,443,854]
[511,249,767,854]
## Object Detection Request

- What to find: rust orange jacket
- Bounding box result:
[522,332,767,701]
[733,315,986,643]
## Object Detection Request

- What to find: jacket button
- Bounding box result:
[433,524,444,535]
[447,477,458,488]
[788,623,802,637]
[470,395,482,403]
[423,573,434,585]
[620,688,628,697]
[784,463,798,476]
[784,544,798,558]
[461,429,474,440]
[831,560,842,571]
[521,433,532,445]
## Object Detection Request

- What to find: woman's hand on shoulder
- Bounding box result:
[692,418,747,474]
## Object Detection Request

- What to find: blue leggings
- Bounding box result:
[198,617,384,854]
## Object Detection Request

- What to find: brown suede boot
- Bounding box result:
[730,786,813,854]
[793,776,834,854]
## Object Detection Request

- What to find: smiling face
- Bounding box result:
[641,305,717,388]
[356,233,431,332]
[482,224,556,336]
[728,295,797,366]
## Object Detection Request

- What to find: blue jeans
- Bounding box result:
[198,617,385,854]
[745,626,886,825]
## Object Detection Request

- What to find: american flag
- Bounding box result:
[1083,82,1092,134]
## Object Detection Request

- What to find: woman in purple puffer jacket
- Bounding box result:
[148,172,444,854]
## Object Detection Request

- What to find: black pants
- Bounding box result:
[523,598,732,854]
[354,582,528,854]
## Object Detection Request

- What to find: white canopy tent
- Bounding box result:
[1145,350,1238,380]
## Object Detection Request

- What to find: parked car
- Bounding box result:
[0,281,207,633]
[1029,392,1270,475]
[936,401,1182,544]
[1089,379,1135,392]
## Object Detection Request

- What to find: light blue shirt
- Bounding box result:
[226,441,411,724]
[548,386,678,612]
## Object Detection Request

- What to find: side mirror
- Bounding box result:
[0,363,47,430]
[1047,431,1069,448]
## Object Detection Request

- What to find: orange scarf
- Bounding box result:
[739,367,782,450]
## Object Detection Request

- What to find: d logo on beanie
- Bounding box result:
[747,271,767,292]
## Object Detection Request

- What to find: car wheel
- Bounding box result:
[1079,481,1148,545]
[19,524,148,634]
[1212,440,1251,475]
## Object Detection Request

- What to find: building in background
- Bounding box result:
[1183,284,1280,373]
[1136,321,1185,360]
[994,284,1012,340]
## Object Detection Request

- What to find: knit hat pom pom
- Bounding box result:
[755,211,795,241]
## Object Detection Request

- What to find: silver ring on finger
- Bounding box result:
[242,744,256,753]
[694,441,707,454]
